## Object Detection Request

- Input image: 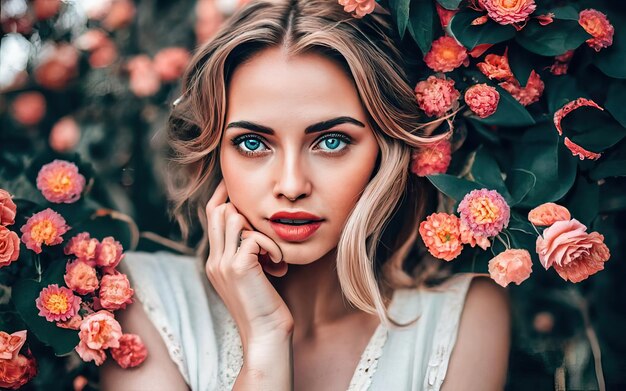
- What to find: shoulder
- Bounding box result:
[441,275,511,391]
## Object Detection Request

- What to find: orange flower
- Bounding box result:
[33,0,61,20]
[20,208,70,253]
[488,249,533,287]
[36,160,86,204]
[528,203,571,226]
[424,36,469,73]
[0,226,20,268]
[499,70,544,106]
[419,212,463,261]
[110,334,148,369]
[479,0,536,25]
[195,0,224,44]
[34,43,78,90]
[35,284,81,322]
[338,0,376,18]
[64,259,99,295]
[464,84,500,118]
[410,141,452,177]
[0,330,27,360]
[477,51,513,81]
[0,189,17,226]
[0,353,37,390]
[99,273,134,310]
[579,9,614,52]
[414,76,460,117]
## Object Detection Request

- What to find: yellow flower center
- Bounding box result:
[470,197,499,224]
[30,220,58,244]
[437,229,452,243]
[47,172,73,195]
[501,0,520,9]
[45,293,69,314]
[441,48,456,61]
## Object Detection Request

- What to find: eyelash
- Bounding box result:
[230,132,353,157]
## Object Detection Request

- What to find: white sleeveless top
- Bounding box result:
[120,251,486,391]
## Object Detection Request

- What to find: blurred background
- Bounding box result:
[0,0,625,390]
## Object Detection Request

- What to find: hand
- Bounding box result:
[205,180,294,346]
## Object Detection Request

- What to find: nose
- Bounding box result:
[272,150,312,202]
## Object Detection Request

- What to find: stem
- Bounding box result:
[495,234,510,250]
[571,288,606,391]
[34,254,42,282]
[531,222,541,236]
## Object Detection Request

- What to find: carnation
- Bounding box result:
[460,220,491,250]
[36,160,86,204]
[35,284,81,322]
[419,212,464,261]
[414,76,460,117]
[424,36,469,73]
[410,141,452,177]
[488,249,533,287]
[96,236,124,272]
[77,310,122,351]
[64,259,99,295]
[64,232,100,265]
[579,9,614,52]
[458,189,510,237]
[479,0,537,25]
[464,84,500,118]
[99,273,134,310]
[20,208,70,254]
[110,334,148,369]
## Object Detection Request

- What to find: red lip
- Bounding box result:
[270,211,322,220]
[268,211,324,242]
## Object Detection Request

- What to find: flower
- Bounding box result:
[101,0,136,31]
[75,340,106,366]
[78,310,122,350]
[0,353,37,390]
[0,330,27,360]
[414,76,460,117]
[465,84,500,118]
[553,98,604,136]
[479,0,537,25]
[424,36,469,73]
[64,232,100,265]
[0,189,17,226]
[338,0,376,19]
[127,55,161,97]
[528,203,571,226]
[99,273,134,310]
[11,92,46,126]
[0,226,20,268]
[435,3,457,28]
[533,311,554,333]
[96,236,124,271]
[73,375,88,391]
[579,9,614,52]
[64,260,99,295]
[410,141,452,177]
[419,212,464,261]
[110,334,148,369]
[33,0,61,20]
[153,47,191,82]
[34,43,78,90]
[56,314,83,330]
[20,208,70,253]
[195,0,224,44]
[499,70,544,106]
[35,284,81,322]
[36,160,86,204]
[477,51,513,81]
[564,137,601,160]
[458,189,510,237]
[460,220,491,250]
[488,249,533,287]
[536,219,610,282]
[49,116,81,152]
[550,50,574,75]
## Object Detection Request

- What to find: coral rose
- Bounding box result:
[0,226,20,268]
[488,248,533,287]
[153,47,191,82]
[0,189,17,226]
[460,220,491,250]
[414,76,460,117]
[579,9,614,52]
[20,208,70,253]
[477,51,513,81]
[36,160,86,204]
[499,70,544,106]
[419,212,463,261]
[64,232,100,265]
[536,219,610,282]
[528,203,571,226]
[35,284,81,322]
[465,84,500,118]
[11,92,46,126]
[49,116,81,152]
[410,141,452,177]
[479,0,536,25]
[0,330,27,360]
[458,189,510,237]
[338,0,376,18]
[110,334,148,369]
[99,273,134,310]
[96,236,124,271]
[64,259,99,295]
[0,353,37,390]
[424,36,469,73]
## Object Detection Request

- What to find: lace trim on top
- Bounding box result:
[346,324,388,390]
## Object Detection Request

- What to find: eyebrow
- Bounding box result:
[225,116,366,135]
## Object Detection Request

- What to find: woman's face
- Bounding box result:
[220,47,379,264]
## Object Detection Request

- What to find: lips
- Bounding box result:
[269,211,324,242]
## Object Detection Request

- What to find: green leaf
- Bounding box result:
[544,75,587,115]
[605,80,626,128]
[590,158,626,180]
[389,0,411,38]
[408,0,436,56]
[564,110,626,152]
[505,169,537,206]
[426,174,482,201]
[450,9,516,50]
[508,42,551,87]
[436,0,461,10]
[467,117,500,144]
[516,20,591,56]
[471,146,511,200]
[473,86,536,127]
[550,5,580,21]
[565,177,599,227]
[594,11,626,79]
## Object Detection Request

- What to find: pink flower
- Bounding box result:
[536,219,610,282]
[0,189,17,226]
[477,51,514,81]
[419,213,464,261]
[533,311,554,333]
[78,310,122,350]
[0,226,20,268]
[479,0,536,25]
[338,0,376,18]
[20,208,70,254]
[73,375,88,391]
[424,36,469,73]
[55,314,83,330]
[11,92,46,126]
[528,202,571,226]
[465,84,500,118]
[64,232,100,265]
[99,273,134,310]
[35,284,81,322]
[436,3,458,28]
[195,0,223,44]
[101,0,136,31]
[34,44,78,90]
[153,47,191,82]
[49,116,81,153]
[36,160,86,204]
[458,188,510,237]
[74,340,106,366]
[64,260,99,295]
[553,98,603,136]
[410,141,452,177]
[579,9,614,52]
[0,330,27,360]
[488,249,533,287]
[460,220,491,250]
[127,55,161,97]
[414,76,460,117]
[499,70,544,106]
[96,236,124,271]
[110,334,148,369]
[564,137,601,160]
[550,50,574,76]
[0,353,37,390]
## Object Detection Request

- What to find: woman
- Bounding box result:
[101,0,510,389]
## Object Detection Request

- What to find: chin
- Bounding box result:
[279,242,337,265]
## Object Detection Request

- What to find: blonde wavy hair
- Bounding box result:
[166,0,451,328]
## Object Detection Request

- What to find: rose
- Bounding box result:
[0,189,17,226]
[488,249,533,287]
[0,353,37,390]
[0,226,20,268]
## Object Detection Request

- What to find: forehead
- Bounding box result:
[225,47,367,125]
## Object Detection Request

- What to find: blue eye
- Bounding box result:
[243,139,261,151]
[232,135,269,155]
[316,133,351,153]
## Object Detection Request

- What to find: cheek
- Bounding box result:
[219,149,266,210]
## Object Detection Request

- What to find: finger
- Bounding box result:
[259,252,288,277]
[207,203,227,258]
[240,230,283,264]
[223,203,246,257]
[205,180,228,216]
